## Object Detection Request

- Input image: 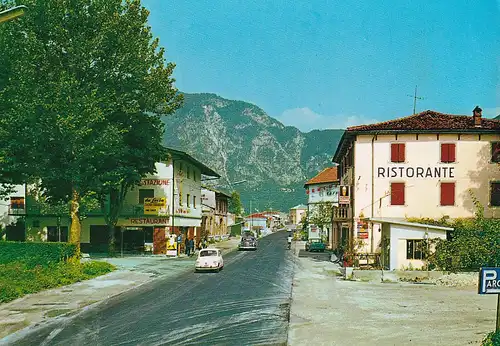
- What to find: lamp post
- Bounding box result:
[423,232,429,278]
[0,5,27,24]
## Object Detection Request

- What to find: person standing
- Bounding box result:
[189,238,195,256]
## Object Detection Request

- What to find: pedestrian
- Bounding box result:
[188,238,194,256]
[184,236,189,255]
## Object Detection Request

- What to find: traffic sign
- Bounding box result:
[478,268,500,294]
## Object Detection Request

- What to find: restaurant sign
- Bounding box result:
[129,217,170,225]
[377,166,455,179]
[144,197,167,215]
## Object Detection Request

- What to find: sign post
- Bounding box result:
[478,267,500,332]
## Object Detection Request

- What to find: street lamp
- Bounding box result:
[423,232,429,278]
[0,5,27,24]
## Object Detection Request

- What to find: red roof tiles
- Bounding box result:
[304,167,338,186]
[347,110,500,132]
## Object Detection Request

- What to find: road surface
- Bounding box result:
[11,231,294,346]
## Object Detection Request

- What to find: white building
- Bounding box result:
[332,107,500,269]
[200,186,231,240]
[304,167,340,246]
[289,205,307,225]
[4,148,220,254]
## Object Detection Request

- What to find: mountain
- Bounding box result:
[162,93,343,212]
[495,114,500,120]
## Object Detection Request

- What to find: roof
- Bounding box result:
[290,204,307,210]
[367,217,454,231]
[333,110,500,162]
[201,185,232,198]
[166,147,220,177]
[304,167,339,187]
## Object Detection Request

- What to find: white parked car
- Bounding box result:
[195,248,224,272]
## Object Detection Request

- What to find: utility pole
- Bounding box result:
[407,85,425,114]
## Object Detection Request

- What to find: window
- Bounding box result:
[187,194,191,207]
[390,143,405,163]
[492,142,500,163]
[193,195,196,208]
[407,239,426,260]
[138,189,154,204]
[187,167,190,179]
[47,226,69,242]
[10,197,25,210]
[390,182,405,205]
[193,169,197,182]
[440,182,455,206]
[441,143,456,163]
[491,182,500,207]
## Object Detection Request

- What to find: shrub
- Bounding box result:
[0,260,115,303]
[482,331,500,346]
[0,242,76,267]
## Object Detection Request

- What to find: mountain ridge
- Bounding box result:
[161,93,344,211]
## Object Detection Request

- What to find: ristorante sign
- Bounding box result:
[377,166,455,179]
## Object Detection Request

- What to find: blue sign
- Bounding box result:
[478,267,500,295]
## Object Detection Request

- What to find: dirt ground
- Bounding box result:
[287,245,497,346]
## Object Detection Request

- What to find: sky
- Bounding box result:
[142,0,500,132]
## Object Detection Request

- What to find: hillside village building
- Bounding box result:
[2,148,220,255]
[289,205,307,225]
[304,167,339,247]
[332,107,500,270]
[200,186,231,240]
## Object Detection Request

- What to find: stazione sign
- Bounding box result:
[377,166,455,179]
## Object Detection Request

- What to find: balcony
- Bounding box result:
[8,204,152,217]
[333,206,351,221]
[341,166,354,186]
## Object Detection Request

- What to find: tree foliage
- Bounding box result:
[407,191,500,272]
[309,202,333,230]
[228,191,243,216]
[0,0,182,253]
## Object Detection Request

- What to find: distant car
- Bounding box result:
[195,248,224,272]
[305,239,326,252]
[238,235,257,251]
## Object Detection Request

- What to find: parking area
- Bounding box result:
[288,246,497,346]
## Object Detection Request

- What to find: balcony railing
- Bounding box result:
[332,206,351,221]
[341,166,354,185]
[8,204,153,217]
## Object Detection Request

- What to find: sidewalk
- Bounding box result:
[0,236,241,342]
[287,243,496,346]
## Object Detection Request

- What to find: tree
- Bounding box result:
[228,191,243,217]
[0,0,182,254]
[309,202,333,230]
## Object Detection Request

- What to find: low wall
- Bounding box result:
[345,269,479,287]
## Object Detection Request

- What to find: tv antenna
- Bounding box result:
[407,85,425,114]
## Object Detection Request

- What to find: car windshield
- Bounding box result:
[200,250,218,257]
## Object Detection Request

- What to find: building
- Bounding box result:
[6,148,220,254]
[0,185,26,241]
[332,107,500,269]
[243,213,268,236]
[304,167,340,247]
[289,204,307,225]
[200,186,231,241]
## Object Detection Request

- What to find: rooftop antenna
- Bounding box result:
[407,85,425,114]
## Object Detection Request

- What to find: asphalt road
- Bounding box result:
[11,231,294,346]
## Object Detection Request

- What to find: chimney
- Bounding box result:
[473,106,482,127]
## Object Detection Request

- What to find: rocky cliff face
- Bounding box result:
[162,93,343,211]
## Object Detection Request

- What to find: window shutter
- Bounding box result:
[440,182,455,206]
[398,144,405,162]
[491,182,500,207]
[448,144,456,163]
[391,183,405,205]
[441,144,449,163]
[391,144,399,162]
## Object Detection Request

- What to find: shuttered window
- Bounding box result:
[491,182,500,207]
[440,182,455,206]
[492,142,500,163]
[391,143,405,163]
[390,183,405,205]
[441,143,456,163]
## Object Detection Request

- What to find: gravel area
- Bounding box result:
[288,245,497,346]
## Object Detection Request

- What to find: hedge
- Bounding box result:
[0,242,76,267]
[482,331,500,346]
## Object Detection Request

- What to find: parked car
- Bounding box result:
[238,235,257,251]
[305,239,326,252]
[195,248,224,272]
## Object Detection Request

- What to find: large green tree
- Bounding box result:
[228,190,243,217]
[0,0,182,254]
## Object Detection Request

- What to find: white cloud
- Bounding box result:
[482,107,500,118]
[275,107,379,132]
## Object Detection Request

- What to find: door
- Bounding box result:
[153,227,166,254]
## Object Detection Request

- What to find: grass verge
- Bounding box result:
[0,261,115,304]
